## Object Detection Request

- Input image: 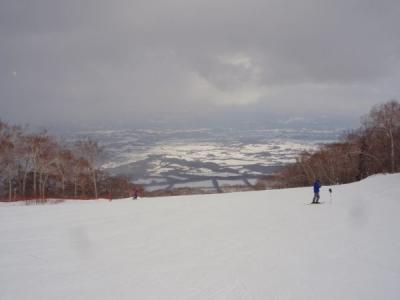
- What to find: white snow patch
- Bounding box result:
[247,178,258,185]
[174,180,214,189]
[218,179,246,186]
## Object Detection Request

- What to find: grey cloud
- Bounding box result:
[1,0,400,128]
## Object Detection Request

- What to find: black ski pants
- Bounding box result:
[312,192,320,203]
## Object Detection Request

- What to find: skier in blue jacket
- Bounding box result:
[312,179,321,203]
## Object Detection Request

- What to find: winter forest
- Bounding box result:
[275,100,400,187]
[0,127,135,202]
[1,100,400,202]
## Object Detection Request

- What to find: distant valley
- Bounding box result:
[68,128,342,192]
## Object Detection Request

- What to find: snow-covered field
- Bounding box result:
[69,128,341,191]
[1,174,399,299]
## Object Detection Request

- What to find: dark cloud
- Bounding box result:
[1,0,400,128]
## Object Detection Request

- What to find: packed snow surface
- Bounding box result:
[1,174,400,299]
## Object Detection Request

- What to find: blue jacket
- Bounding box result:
[313,181,321,193]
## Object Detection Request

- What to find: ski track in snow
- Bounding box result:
[0,174,400,299]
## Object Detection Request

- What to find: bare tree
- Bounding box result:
[16,134,34,198]
[36,137,58,200]
[27,131,49,198]
[362,100,400,173]
[74,139,103,199]
[54,147,74,198]
[0,123,23,201]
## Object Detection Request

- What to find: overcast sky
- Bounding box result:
[1,0,400,129]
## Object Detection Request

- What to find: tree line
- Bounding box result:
[0,122,135,202]
[276,100,400,188]
[2,100,399,201]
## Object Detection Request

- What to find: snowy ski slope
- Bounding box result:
[1,174,399,299]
